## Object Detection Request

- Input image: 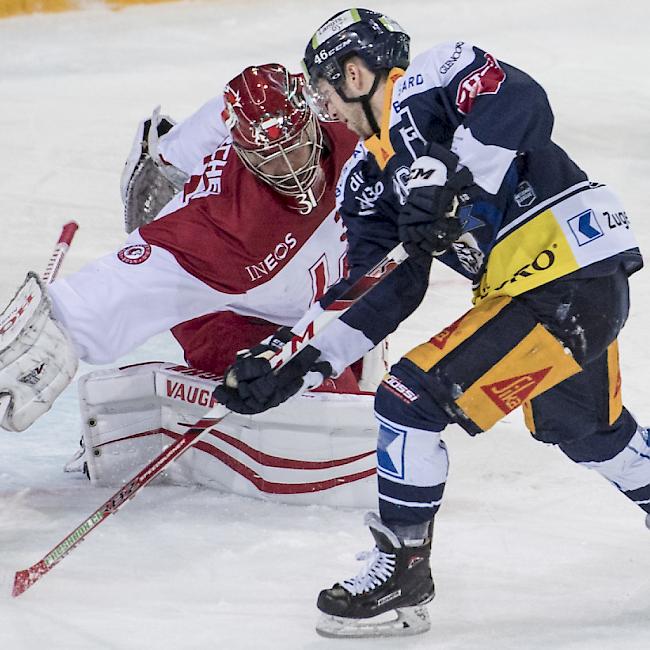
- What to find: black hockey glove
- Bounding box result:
[213,328,332,415]
[398,142,474,257]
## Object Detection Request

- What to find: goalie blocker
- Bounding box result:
[72,362,380,507]
[0,274,78,432]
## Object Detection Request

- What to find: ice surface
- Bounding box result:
[1,1,649,648]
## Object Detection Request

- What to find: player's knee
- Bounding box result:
[375,360,450,432]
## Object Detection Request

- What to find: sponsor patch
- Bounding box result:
[439,41,465,75]
[377,422,407,479]
[381,374,419,404]
[567,209,604,246]
[456,53,506,115]
[514,180,537,208]
[480,367,551,414]
[429,315,465,350]
[312,10,358,47]
[117,244,151,265]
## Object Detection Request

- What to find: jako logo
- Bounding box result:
[245,233,298,281]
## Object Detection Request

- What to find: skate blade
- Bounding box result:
[316,604,431,638]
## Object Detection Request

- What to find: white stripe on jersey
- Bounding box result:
[451,124,517,195]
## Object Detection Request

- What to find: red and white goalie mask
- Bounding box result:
[222,63,325,210]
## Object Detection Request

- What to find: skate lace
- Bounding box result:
[340,547,396,596]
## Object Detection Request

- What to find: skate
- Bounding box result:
[316,512,434,638]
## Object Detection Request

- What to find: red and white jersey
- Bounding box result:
[157,95,230,175]
[49,121,358,371]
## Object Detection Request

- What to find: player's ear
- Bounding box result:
[343,58,365,92]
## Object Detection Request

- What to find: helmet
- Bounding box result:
[222,63,324,203]
[302,8,410,119]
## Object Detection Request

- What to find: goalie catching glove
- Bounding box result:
[398,142,474,257]
[213,327,332,415]
[0,273,78,432]
[120,106,188,234]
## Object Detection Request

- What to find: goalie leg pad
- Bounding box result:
[77,363,378,506]
[0,273,78,432]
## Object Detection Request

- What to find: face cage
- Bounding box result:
[234,115,323,198]
[303,81,338,122]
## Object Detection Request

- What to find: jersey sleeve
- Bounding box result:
[158,95,230,175]
[390,41,555,194]
[309,155,432,376]
[47,231,235,364]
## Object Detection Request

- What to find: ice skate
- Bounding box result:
[316,513,434,638]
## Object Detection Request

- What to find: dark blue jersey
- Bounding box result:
[314,42,642,370]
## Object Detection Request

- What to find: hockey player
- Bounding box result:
[214,9,650,638]
[0,63,360,434]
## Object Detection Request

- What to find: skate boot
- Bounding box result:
[316,512,434,638]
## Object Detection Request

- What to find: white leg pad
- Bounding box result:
[78,362,379,506]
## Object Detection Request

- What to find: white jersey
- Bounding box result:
[157,95,230,175]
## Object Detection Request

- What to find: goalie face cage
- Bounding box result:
[223,63,325,200]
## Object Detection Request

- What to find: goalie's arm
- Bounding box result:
[48,232,235,365]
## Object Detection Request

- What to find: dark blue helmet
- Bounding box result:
[302,8,410,89]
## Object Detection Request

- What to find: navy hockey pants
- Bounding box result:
[374,268,650,526]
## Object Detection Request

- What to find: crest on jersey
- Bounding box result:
[455,53,506,115]
[117,244,151,265]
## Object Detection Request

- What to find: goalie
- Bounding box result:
[0,64,385,503]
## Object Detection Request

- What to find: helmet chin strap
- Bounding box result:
[336,72,382,136]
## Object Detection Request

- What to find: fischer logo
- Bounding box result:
[0,293,34,336]
[245,233,298,281]
[117,244,151,265]
[166,380,217,408]
[481,367,551,413]
[456,53,506,115]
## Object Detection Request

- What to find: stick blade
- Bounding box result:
[12,563,45,598]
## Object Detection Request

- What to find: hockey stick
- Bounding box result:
[12,242,410,597]
[0,221,79,425]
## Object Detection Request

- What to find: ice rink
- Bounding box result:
[1,0,649,648]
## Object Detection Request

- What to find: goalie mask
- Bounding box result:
[222,63,325,209]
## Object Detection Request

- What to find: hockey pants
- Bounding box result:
[374,268,650,526]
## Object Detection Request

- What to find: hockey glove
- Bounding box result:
[398,142,474,257]
[213,328,332,415]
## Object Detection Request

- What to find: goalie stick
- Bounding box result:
[0,221,79,425]
[12,242,410,597]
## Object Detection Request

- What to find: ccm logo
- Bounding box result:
[245,233,298,281]
[166,380,216,407]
